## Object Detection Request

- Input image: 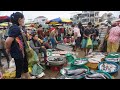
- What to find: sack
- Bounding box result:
[86,37,92,48]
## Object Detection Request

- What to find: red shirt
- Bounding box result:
[37,29,44,39]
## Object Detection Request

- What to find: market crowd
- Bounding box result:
[0,12,120,79]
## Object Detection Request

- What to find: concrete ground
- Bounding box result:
[0,49,120,79]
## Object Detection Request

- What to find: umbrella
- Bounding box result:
[47,17,72,24]
[0,16,10,23]
[0,22,8,27]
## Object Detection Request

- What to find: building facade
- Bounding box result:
[34,16,48,25]
[70,11,100,25]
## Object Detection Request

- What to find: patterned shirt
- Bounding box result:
[108,26,120,43]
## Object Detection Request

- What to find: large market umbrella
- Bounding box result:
[47,17,72,24]
[0,22,8,27]
[0,16,10,23]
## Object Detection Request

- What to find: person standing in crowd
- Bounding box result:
[29,34,47,64]
[71,24,81,51]
[81,22,95,55]
[0,31,10,67]
[67,27,73,37]
[78,22,84,46]
[93,25,100,50]
[37,25,44,40]
[107,23,120,53]
[60,27,65,41]
[50,28,58,49]
[5,12,30,79]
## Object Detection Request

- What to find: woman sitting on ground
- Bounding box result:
[29,34,47,64]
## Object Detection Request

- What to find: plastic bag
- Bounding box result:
[9,58,15,68]
[72,41,75,45]
[32,64,44,76]
[86,37,92,48]
[28,51,39,67]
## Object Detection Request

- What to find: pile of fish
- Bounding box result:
[62,68,88,79]
[49,58,63,61]
[88,58,102,63]
[74,59,88,65]
[57,75,73,79]
[85,72,110,79]
[99,63,117,73]
[52,51,75,55]
[108,53,120,58]
[105,58,120,62]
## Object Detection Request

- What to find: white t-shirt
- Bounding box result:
[73,27,81,37]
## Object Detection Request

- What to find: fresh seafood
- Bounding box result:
[65,68,87,75]
[108,53,120,58]
[105,58,120,62]
[88,58,101,63]
[57,76,73,79]
[49,58,63,61]
[52,51,75,55]
[85,73,110,79]
[52,54,61,56]
[68,73,86,79]
[99,63,117,72]
[107,58,120,62]
[74,60,88,65]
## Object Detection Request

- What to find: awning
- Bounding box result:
[0,22,8,27]
[47,17,72,24]
[0,16,10,23]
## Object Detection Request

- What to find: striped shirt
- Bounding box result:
[108,26,120,43]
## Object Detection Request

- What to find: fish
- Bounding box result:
[74,60,87,65]
[65,68,87,76]
[100,63,117,72]
[106,58,120,62]
[85,73,109,79]
[57,75,73,79]
[85,73,106,79]
[68,73,86,79]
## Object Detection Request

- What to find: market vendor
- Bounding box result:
[29,34,47,64]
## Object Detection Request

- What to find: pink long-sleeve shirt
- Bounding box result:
[108,26,120,43]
